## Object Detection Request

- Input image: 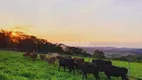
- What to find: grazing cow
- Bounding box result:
[29,53,37,61]
[103,65,129,80]
[46,57,56,64]
[40,54,46,61]
[81,62,100,80]
[73,58,85,72]
[23,52,30,58]
[57,56,76,74]
[92,59,112,72]
[51,53,60,58]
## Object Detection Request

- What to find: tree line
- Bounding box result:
[0,29,90,56]
[1,29,141,62]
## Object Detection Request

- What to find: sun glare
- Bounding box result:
[12,32,17,36]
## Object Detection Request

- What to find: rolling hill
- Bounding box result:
[80,47,142,57]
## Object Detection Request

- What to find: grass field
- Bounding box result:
[0,51,142,80]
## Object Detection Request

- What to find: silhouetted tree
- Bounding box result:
[92,50,105,58]
[0,30,12,48]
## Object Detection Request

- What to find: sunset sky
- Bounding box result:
[0,0,142,48]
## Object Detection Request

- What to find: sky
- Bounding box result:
[0,0,142,48]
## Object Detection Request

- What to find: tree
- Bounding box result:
[92,50,105,58]
[0,30,12,48]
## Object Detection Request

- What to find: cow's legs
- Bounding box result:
[72,66,75,74]
[82,72,87,80]
[122,75,129,80]
[124,77,129,80]
[84,73,87,80]
[82,73,85,80]
[68,67,72,73]
[58,64,61,71]
[64,66,66,71]
[94,74,100,80]
[121,76,125,80]
[107,76,111,80]
[124,75,129,80]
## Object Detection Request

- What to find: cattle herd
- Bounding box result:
[23,52,129,80]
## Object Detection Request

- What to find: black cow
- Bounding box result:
[103,65,129,80]
[57,56,76,74]
[92,59,112,72]
[73,58,85,73]
[81,62,100,80]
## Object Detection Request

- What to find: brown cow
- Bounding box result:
[23,52,30,58]
[29,53,37,61]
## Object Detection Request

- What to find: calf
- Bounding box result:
[81,62,100,80]
[103,65,129,80]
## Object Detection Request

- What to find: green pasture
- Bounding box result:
[0,51,141,80]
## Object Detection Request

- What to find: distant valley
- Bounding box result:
[80,47,142,57]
